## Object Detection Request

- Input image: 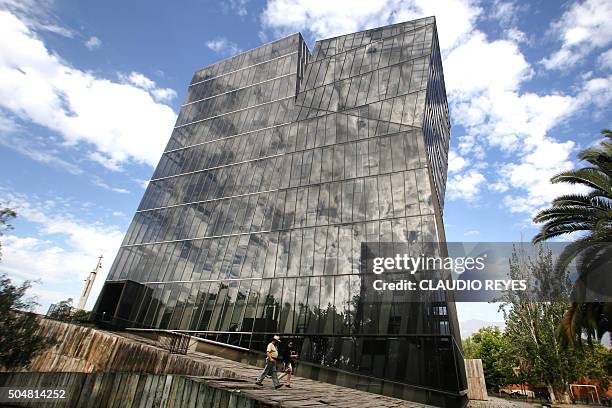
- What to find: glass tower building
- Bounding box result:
[94,16,467,407]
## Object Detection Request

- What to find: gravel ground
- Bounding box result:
[468,397,534,408]
[468,396,603,408]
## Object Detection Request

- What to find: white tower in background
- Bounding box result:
[77,255,102,310]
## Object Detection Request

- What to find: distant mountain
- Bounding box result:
[458,319,612,348]
[459,319,506,338]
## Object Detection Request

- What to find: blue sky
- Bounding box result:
[0,0,610,335]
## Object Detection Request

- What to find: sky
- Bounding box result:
[0,0,610,335]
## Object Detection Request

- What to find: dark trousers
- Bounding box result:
[256,358,280,386]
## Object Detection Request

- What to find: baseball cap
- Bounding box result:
[273,335,281,341]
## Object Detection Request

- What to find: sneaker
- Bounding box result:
[275,384,283,389]
[285,384,292,388]
[255,382,263,387]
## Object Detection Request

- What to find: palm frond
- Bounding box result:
[534,130,612,347]
[533,209,599,225]
[578,148,612,173]
[552,168,611,194]
[532,224,593,243]
[551,194,596,206]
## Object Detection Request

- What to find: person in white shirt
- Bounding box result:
[255,335,283,389]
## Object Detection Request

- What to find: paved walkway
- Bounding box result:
[117,332,432,407]
[195,376,429,407]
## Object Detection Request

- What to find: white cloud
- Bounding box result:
[134,178,149,189]
[599,48,612,70]
[84,36,101,50]
[498,139,583,217]
[448,150,467,173]
[34,22,74,38]
[125,71,156,90]
[229,0,249,16]
[505,27,528,44]
[0,114,85,175]
[446,170,486,202]
[456,134,485,159]
[261,0,480,52]
[88,151,123,172]
[151,87,178,103]
[489,182,509,193]
[91,176,130,194]
[6,195,123,257]
[0,10,177,169]
[488,0,525,28]
[206,37,242,55]
[444,32,532,98]
[0,112,19,133]
[464,229,480,237]
[462,91,582,214]
[441,24,608,216]
[118,71,177,103]
[0,0,76,38]
[2,236,70,283]
[438,13,591,216]
[577,74,612,109]
[0,192,124,311]
[541,0,612,70]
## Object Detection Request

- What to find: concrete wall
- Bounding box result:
[0,372,261,408]
[4,320,239,379]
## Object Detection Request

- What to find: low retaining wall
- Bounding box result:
[7,320,236,378]
[0,372,261,408]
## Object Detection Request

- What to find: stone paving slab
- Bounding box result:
[111,331,433,408]
[188,374,433,407]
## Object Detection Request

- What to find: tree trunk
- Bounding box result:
[546,384,556,403]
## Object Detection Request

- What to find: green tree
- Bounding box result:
[462,327,514,391]
[578,344,612,392]
[500,244,583,403]
[461,336,477,359]
[47,298,93,323]
[47,297,75,321]
[0,207,54,369]
[533,129,612,345]
[72,309,91,323]
[0,274,54,369]
[0,203,16,261]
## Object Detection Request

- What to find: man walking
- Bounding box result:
[255,335,283,389]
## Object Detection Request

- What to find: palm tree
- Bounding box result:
[533,129,612,346]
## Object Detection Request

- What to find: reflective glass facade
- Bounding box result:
[95,17,466,407]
